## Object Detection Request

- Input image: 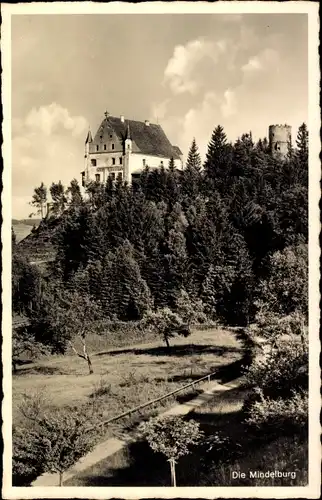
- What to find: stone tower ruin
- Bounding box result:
[268,124,292,158]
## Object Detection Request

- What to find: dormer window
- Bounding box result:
[112,143,115,150]
[110,134,113,139]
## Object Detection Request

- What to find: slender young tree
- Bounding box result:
[139,416,203,486]
[29,182,47,219]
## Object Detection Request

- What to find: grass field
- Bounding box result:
[13,327,245,440]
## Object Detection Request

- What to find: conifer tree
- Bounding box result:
[183,138,202,199]
[203,125,233,195]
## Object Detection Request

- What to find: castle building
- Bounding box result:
[82,112,183,186]
[268,124,292,158]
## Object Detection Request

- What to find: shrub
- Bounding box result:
[245,389,308,433]
[249,309,306,341]
[244,333,308,401]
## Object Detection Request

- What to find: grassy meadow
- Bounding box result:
[13,327,245,440]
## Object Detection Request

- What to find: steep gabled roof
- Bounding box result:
[85,129,93,144]
[172,145,183,156]
[92,115,181,159]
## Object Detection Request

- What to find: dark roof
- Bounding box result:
[85,129,93,144]
[172,145,183,156]
[92,116,181,159]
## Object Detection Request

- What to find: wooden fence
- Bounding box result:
[89,368,219,432]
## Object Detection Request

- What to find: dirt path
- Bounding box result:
[32,377,244,486]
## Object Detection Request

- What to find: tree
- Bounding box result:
[142,307,190,349]
[66,178,83,207]
[256,244,308,318]
[13,398,102,486]
[57,291,102,374]
[12,252,42,316]
[139,416,203,486]
[175,289,207,325]
[29,182,47,219]
[99,241,153,320]
[183,138,202,199]
[12,327,49,373]
[31,287,102,373]
[203,125,233,195]
[50,181,67,216]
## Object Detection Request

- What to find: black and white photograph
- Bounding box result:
[1,1,320,499]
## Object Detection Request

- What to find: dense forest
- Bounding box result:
[13,123,308,352]
[12,123,309,487]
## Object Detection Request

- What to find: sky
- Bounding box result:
[11,12,308,218]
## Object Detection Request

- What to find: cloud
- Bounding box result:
[163,37,228,95]
[221,89,237,118]
[154,24,289,164]
[24,102,87,137]
[242,48,280,75]
[12,103,87,218]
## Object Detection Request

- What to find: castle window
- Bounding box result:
[119,157,123,165]
[143,159,146,167]
[160,161,164,166]
[96,145,99,152]
[110,172,116,181]
[112,157,116,165]
[117,172,123,181]
[95,173,100,183]
[110,134,113,139]
[104,144,107,151]
[112,143,115,150]
[91,159,97,167]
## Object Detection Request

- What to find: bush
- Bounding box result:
[249,309,306,341]
[13,393,103,486]
[244,333,308,400]
[245,389,308,433]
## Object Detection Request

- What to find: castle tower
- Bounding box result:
[268,124,292,159]
[123,122,132,183]
[81,128,93,186]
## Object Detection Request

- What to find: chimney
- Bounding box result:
[145,120,150,126]
[120,115,125,123]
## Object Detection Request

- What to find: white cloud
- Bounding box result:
[242,48,280,75]
[12,103,87,218]
[163,37,228,95]
[221,89,237,118]
[24,102,87,137]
